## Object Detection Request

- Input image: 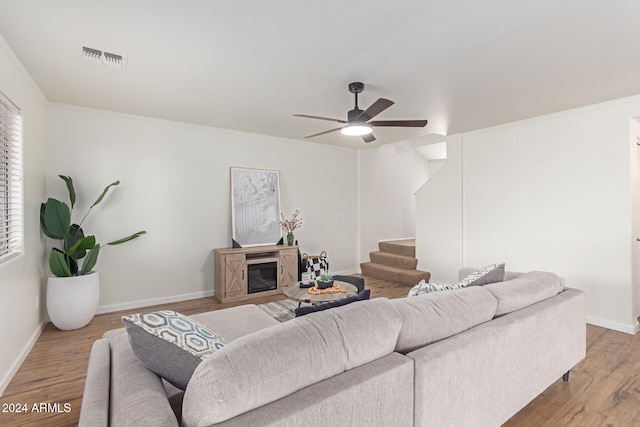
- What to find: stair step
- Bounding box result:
[360,262,430,286]
[378,240,416,257]
[370,251,418,270]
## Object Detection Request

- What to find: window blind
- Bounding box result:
[0,91,23,264]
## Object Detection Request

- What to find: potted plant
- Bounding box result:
[317,271,334,289]
[41,175,146,330]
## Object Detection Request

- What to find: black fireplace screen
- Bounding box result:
[247,262,278,294]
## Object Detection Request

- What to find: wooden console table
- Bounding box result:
[214,245,298,303]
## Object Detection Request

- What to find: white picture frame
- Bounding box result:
[230,167,282,247]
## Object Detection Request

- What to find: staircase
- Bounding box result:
[360,239,431,286]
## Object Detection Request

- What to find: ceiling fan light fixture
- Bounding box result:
[295,82,426,142]
[341,124,372,136]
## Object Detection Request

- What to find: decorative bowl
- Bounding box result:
[316,279,334,289]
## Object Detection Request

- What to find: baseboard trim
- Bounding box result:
[0,320,46,397]
[331,269,360,276]
[95,290,215,314]
[587,316,639,335]
[95,274,368,315]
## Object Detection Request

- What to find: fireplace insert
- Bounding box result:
[247,261,278,294]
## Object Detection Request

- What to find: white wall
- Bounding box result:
[415,136,463,283]
[631,118,640,328]
[416,96,640,333]
[0,35,48,395]
[358,140,430,261]
[46,104,359,310]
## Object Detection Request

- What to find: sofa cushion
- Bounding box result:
[392,286,498,353]
[483,271,566,316]
[182,298,403,426]
[122,310,227,390]
[103,304,280,343]
[294,289,371,317]
[458,263,505,286]
[190,304,280,341]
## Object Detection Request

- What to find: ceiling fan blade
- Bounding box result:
[358,98,394,121]
[369,119,428,127]
[361,133,376,143]
[294,114,347,124]
[304,127,344,138]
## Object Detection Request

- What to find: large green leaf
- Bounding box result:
[49,249,72,277]
[69,256,78,276]
[58,175,76,209]
[91,180,120,208]
[80,244,100,275]
[65,224,86,259]
[40,203,58,239]
[43,199,71,240]
[107,230,147,246]
[67,235,96,258]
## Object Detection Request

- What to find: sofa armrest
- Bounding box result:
[408,287,586,427]
[78,339,111,427]
[110,334,179,426]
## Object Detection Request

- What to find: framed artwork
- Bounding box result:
[230,167,282,247]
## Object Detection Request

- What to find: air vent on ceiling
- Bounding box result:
[103,51,125,67]
[80,45,128,69]
[82,46,102,61]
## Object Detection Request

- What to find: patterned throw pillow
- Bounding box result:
[122,310,227,390]
[458,263,505,287]
[305,256,329,280]
[408,280,465,296]
[408,263,506,297]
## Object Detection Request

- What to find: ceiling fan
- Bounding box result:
[294,82,428,143]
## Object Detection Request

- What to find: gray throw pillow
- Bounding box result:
[122,310,227,390]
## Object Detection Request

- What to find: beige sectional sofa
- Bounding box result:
[79,269,586,426]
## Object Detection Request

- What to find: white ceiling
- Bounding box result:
[1,0,639,149]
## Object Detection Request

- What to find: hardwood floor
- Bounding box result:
[504,324,640,426]
[0,276,638,426]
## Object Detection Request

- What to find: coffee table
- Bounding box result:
[283,280,358,306]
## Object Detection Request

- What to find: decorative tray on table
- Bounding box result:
[307,283,348,295]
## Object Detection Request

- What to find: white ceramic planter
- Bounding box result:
[46,272,100,330]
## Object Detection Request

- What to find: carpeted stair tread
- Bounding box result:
[360,262,430,286]
[378,240,416,257]
[370,251,418,270]
[361,239,430,286]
